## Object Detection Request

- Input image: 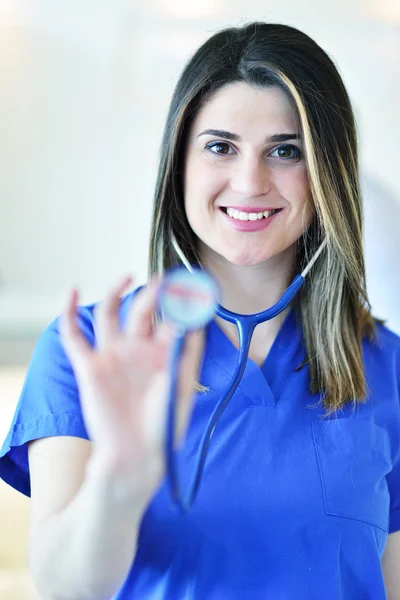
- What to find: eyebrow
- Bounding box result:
[196,129,299,143]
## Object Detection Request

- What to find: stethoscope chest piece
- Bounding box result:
[157,266,220,330]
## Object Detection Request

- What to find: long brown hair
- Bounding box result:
[148,22,384,413]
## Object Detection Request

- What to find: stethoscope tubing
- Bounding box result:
[165,273,306,513]
[164,238,327,513]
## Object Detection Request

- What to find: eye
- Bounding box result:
[269,144,301,160]
[205,141,234,155]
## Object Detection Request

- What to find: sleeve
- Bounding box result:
[0,305,95,497]
[386,341,400,533]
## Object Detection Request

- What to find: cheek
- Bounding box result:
[183,170,205,232]
[278,167,312,209]
[297,177,315,231]
[184,160,224,218]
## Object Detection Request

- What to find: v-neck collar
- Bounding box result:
[204,306,303,406]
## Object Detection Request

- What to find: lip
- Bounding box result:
[219,206,281,212]
[219,207,283,232]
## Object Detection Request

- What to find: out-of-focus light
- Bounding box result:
[364,0,400,23]
[153,0,223,19]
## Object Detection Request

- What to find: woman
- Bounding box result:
[1,22,400,600]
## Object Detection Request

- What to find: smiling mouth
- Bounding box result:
[219,207,282,221]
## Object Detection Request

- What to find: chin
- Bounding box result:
[222,250,272,267]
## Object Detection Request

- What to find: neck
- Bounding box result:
[199,243,297,315]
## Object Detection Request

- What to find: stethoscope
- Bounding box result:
[157,237,327,513]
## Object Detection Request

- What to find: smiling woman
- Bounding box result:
[1,20,400,600]
[149,23,376,414]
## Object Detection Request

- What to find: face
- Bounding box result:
[183,82,314,267]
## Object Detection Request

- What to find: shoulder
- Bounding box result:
[0,286,145,496]
[361,320,400,415]
[45,286,144,347]
[366,319,400,363]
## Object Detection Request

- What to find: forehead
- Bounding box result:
[191,82,298,134]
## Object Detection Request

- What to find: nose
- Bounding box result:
[229,155,272,199]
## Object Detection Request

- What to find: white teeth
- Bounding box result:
[226,208,277,221]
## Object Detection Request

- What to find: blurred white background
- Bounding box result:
[0,0,399,354]
[0,1,399,598]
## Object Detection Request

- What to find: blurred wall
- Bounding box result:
[0,0,399,353]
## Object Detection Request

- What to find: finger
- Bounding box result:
[125,276,162,338]
[154,319,180,347]
[94,275,133,350]
[59,288,92,366]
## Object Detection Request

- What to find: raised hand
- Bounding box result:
[59,276,204,491]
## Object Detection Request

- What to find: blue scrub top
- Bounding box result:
[1,288,400,600]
